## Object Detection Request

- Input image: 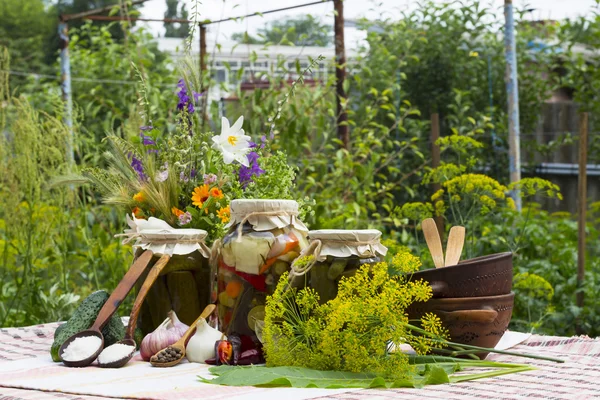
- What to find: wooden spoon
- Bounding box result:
[97,254,171,368]
[59,250,154,368]
[422,218,445,268]
[150,304,216,368]
[444,226,466,267]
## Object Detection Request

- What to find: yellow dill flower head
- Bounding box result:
[132,191,145,202]
[437,135,484,153]
[506,197,516,210]
[390,250,422,274]
[400,202,433,221]
[434,200,446,216]
[423,163,465,185]
[514,272,554,301]
[431,189,445,202]
[509,177,562,200]
[421,312,449,338]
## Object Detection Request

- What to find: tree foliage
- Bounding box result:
[164,0,190,38]
[231,14,332,46]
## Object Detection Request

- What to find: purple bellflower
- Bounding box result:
[239,151,265,188]
[177,79,202,114]
[129,154,147,181]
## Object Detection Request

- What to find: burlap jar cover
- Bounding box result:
[289,229,388,303]
[119,215,211,334]
[214,199,308,337]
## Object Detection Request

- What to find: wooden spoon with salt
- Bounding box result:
[150,304,216,368]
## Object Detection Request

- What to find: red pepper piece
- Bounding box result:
[219,260,267,292]
[214,336,241,366]
[236,349,265,365]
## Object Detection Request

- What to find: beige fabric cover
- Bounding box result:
[307,229,387,260]
[226,199,308,232]
[119,214,210,257]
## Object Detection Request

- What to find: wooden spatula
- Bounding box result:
[444,226,466,267]
[422,218,445,268]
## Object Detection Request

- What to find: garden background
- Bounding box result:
[2,0,600,338]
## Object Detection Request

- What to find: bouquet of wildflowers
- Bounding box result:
[82,76,298,242]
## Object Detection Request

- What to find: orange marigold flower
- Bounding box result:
[132,207,143,218]
[210,187,224,199]
[191,184,210,207]
[171,207,185,217]
[132,191,145,202]
[217,205,230,223]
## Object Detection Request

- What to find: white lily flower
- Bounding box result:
[211,116,251,167]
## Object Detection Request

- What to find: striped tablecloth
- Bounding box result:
[0,322,599,400]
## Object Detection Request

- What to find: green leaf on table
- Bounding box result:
[200,365,454,389]
[200,360,535,389]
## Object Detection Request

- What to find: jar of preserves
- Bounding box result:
[214,199,308,337]
[122,216,212,335]
[290,229,388,304]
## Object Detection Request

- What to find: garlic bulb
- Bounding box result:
[167,310,189,336]
[186,319,225,363]
[140,314,184,361]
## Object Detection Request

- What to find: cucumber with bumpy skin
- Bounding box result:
[50,290,125,362]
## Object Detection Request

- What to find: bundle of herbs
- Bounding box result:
[202,250,562,389]
[58,59,322,243]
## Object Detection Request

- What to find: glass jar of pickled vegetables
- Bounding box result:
[215,199,308,337]
[290,229,387,304]
[122,216,212,335]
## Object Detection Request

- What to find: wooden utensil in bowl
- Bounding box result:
[422,218,445,268]
[444,225,465,267]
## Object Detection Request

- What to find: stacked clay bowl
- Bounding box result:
[406,252,514,358]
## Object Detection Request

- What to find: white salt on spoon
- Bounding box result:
[97,343,136,367]
[61,336,103,362]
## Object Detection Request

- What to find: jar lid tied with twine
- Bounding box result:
[226,199,308,233]
[288,229,388,280]
[117,214,211,257]
[307,229,388,261]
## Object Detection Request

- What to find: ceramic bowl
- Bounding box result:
[408,252,513,298]
[406,292,515,359]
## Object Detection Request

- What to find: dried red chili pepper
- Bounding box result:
[214,335,241,365]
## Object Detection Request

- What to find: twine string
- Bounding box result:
[288,237,381,280]
[233,210,298,241]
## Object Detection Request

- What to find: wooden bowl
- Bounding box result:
[409,252,513,298]
[406,292,514,359]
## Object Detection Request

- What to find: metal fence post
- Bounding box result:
[334,0,349,149]
[58,16,74,168]
[504,0,522,211]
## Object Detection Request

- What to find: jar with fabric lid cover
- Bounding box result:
[121,215,212,335]
[214,199,309,338]
[289,229,388,304]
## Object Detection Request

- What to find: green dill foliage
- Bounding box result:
[263,251,447,380]
[238,151,296,200]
